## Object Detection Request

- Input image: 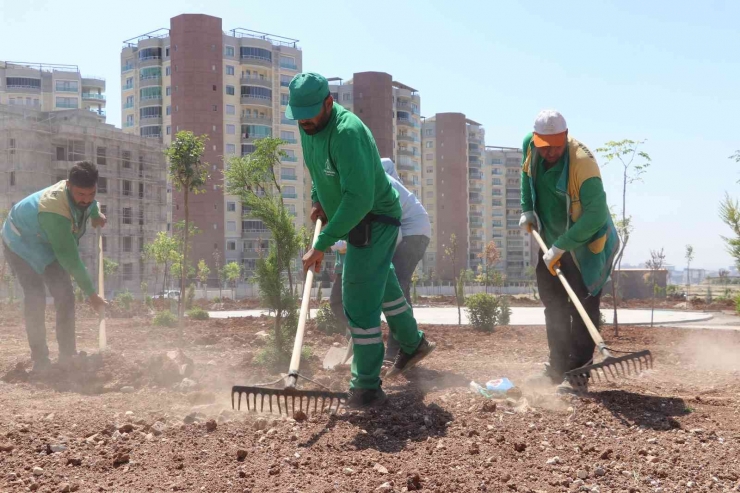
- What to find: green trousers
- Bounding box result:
[342,221,423,389]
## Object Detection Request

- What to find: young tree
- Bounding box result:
[596,139,651,335]
[144,232,179,294]
[718,268,730,297]
[224,137,302,359]
[212,249,223,300]
[222,261,242,290]
[165,131,209,318]
[196,259,211,289]
[685,244,695,300]
[477,240,501,294]
[524,265,539,300]
[443,233,462,326]
[644,248,666,327]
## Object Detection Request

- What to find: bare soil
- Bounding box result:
[0,305,739,493]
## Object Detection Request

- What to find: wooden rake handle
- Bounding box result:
[530,230,609,353]
[286,219,323,388]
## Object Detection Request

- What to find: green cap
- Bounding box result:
[285,73,329,120]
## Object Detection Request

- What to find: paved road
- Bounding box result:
[208,306,721,327]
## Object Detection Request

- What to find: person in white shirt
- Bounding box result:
[329,158,431,362]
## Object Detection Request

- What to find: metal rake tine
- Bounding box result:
[284,395,289,415]
[619,361,627,376]
[269,395,273,413]
[606,364,617,380]
[277,395,282,415]
[313,396,318,414]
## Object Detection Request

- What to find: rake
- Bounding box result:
[232,219,348,415]
[531,230,653,391]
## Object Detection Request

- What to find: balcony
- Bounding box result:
[140,116,163,125]
[82,77,105,88]
[397,117,419,129]
[241,94,272,107]
[469,211,483,217]
[55,102,79,109]
[123,102,134,109]
[122,64,134,72]
[123,121,135,128]
[468,147,482,156]
[241,115,272,125]
[397,149,418,158]
[241,134,271,144]
[89,109,106,117]
[469,172,483,180]
[469,137,483,145]
[140,96,162,105]
[82,93,106,101]
[281,174,297,181]
[282,192,298,199]
[280,61,298,71]
[469,196,482,204]
[240,76,272,88]
[397,161,420,172]
[280,79,290,87]
[281,138,297,144]
[139,76,162,88]
[55,86,79,93]
[469,186,483,193]
[281,155,298,162]
[281,118,296,126]
[241,55,272,68]
[138,56,162,68]
[122,83,134,91]
[397,134,418,143]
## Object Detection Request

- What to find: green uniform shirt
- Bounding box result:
[301,103,401,251]
[520,133,609,251]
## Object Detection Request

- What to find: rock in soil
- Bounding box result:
[205,419,217,432]
[236,449,247,462]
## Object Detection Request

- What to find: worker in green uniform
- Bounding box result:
[519,110,618,393]
[287,72,436,408]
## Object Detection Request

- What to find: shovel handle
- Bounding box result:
[286,219,323,388]
[531,230,608,353]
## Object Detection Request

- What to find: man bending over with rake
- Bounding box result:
[288,72,436,408]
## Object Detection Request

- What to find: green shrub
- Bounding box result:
[212,297,221,303]
[153,310,178,327]
[315,301,344,335]
[254,341,313,369]
[186,283,196,309]
[115,289,134,311]
[465,293,501,332]
[145,295,153,308]
[498,296,511,326]
[186,307,210,320]
[734,294,740,314]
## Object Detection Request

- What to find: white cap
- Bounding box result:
[533,110,568,147]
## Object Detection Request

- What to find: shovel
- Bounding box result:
[322,335,353,370]
[531,230,652,391]
[97,227,106,351]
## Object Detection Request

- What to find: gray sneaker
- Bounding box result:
[385,335,436,380]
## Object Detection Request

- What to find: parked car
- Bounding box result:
[153,290,180,300]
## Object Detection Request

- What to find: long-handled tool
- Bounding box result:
[232,219,348,415]
[531,230,652,391]
[97,227,106,351]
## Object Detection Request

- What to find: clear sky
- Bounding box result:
[2,0,739,269]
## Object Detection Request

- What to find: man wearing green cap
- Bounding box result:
[287,72,436,408]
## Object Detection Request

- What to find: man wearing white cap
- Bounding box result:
[519,110,618,393]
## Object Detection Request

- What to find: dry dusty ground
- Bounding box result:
[0,304,739,493]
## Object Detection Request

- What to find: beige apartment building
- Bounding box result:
[0,61,106,119]
[328,73,423,199]
[121,14,305,277]
[0,105,168,294]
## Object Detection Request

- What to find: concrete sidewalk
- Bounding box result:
[208,306,718,327]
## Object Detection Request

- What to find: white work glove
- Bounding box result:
[519,211,536,233]
[543,246,565,276]
[330,240,347,254]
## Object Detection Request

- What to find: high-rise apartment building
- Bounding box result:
[328,73,422,198]
[0,105,168,294]
[121,14,305,276]
[0,61,106,119]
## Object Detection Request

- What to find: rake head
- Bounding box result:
[231,385,348,416]
[564,350,653,391]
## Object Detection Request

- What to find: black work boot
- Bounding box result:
[385,335,436,380]
[345,386,388,409]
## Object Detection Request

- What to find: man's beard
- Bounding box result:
[301,113,330,135]
[74,200,91,210]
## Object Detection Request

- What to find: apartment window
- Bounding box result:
[425,153,433,161]
[166,86,171,96]
[426,179,433,186]
[226,85,235,96]
[226,221,236,232]
[226,124,236,135]
[227,202,236,212]
[140,87,161,101]
[138,182,144,199]
[122,207,132,225]
[425,141,433,148]
[139,210,144,226]
[165,66,171,76]
[226,144,236,155]
[342,93,351,102]
[122,263,133,281]
[425,129,434,137]
[226,104,235,115]
[165,46,170,57]
[166,106,171,115]
[55,97,78,109]
[125,95,134,107]
[56,146,65,161]
[213,105,218,111]
[122,150,131,168]
[140,106,162,119]
[96,147,106,165]
[55,80,78,92]
[102,236,107,252]
[227,240,237,251]
[225,45,235,57]
[426,166,433,174]
[9,171,15,187]
[426,191,433,198]
[97,177,107,193]
[122,236,133,253]
[166,126,171,135]
[281,93,290,105]
[493,178,502,185]
[226,65,235,76]
[280,74,292,87]
[7,77,40,89]
[122,180,132,196]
